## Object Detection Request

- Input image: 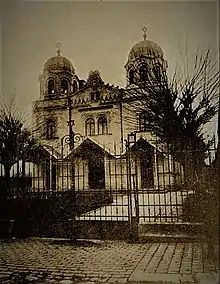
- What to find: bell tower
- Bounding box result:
[34,45,80,144]
[39,44,79,100]
[124,29,168,87]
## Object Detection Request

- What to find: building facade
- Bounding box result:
[32,33,181,192]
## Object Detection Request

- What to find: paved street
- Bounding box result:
[0,238,219,284]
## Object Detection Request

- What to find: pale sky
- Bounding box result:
[0,0,219,136]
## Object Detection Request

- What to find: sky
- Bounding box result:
[0,0,219,136]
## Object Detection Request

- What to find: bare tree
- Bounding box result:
[0,96,38,179]
[122,47,219,181]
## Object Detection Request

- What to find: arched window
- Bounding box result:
[61,79,68,94]
[46,119,56,139]
[153,63,161,81]
[85,118,95,136]
[139,64,148,82]
[139,112,150,132]
[98,115,108,135]
[90,92,95,101]
[48,79,55,94]
[96,91,100,100]
[72,81,78,93]
[129,69,134,84]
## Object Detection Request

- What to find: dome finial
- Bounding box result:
[142,27,147,40]
[56,43,62,56]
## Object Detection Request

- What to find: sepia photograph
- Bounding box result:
[0,0,219,283]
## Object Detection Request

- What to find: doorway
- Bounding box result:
[88,155,105,189]
[140,151,154,188]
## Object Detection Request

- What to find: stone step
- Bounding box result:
[138,222,205,242]
[138,232,203,243]
[138,222,205,238]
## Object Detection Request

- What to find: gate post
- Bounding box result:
[126,133,139,241]
[125,139,133,239]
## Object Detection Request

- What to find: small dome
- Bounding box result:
[128,39,164,61]
[43,55,75,74]
[87,70,104,89]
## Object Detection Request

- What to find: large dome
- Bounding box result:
[128,39,164,61]
[43,55,74,74]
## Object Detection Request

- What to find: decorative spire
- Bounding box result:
[56,43,62,56]
[142,27,147,40]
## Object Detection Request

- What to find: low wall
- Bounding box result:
[138,222,205,237]
[77,220,131,240]
[34,220,132,240]
[1,190,113,238]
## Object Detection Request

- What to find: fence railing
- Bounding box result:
[0,137,218,228]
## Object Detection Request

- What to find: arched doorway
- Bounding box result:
[88,154,105,189]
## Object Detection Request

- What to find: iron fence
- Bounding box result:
[0,133,218,239]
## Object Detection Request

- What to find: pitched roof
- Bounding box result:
[65,137,116,159]
[125,135,167,158]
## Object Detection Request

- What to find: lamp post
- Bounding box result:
[60,92,83,241]
[67,96,75,151]
[60,95,83,154]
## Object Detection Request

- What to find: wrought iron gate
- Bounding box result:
[1,133,218,240]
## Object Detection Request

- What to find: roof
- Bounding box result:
[43,55,75,74]
[128,39,164,62]
[38,135,167,161]
[125,135,168,158]
[65,137,116,160]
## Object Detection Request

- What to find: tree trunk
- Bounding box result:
[0,164,11,218]
[22,160,25,177]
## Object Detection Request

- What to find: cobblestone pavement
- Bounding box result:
[0,238,219,284]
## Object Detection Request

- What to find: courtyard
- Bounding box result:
[77,191,192,223]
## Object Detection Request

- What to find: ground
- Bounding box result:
[0,238,219,284]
